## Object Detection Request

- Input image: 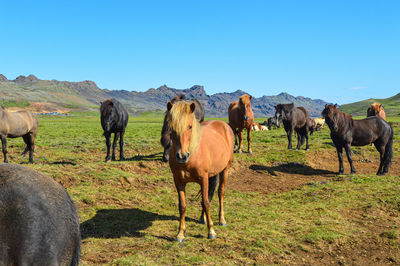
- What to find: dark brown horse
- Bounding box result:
[367,102,386,120]
[0,164,80,265]
[160,94,204,162]
[274,103,311,150]
[100,98,129,162]
[167,101,234,242]
[228,94,254,153]
[322,104,393,175]
[0,108,38,163]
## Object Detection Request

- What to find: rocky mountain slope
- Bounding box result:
[0,74,329,117]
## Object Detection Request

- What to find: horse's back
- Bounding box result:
[0,110,37,136]
[0,164,80,265]
[352,116,392,146]
[201,121,234,158]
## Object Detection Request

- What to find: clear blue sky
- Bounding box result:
[1,0,399,104]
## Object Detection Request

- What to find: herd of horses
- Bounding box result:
[0,94,394,263]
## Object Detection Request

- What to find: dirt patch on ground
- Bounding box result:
[228,149,399,195]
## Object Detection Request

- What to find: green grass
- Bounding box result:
[0,99,30,108]
[3,114,400,264]
[340,92,400,116]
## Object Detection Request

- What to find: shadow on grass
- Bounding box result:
[250,163,336,176]
[80,208,198,240]
[50,161,77,165]
[126,152,163,162]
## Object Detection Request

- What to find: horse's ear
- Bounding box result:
[379,103,383,108]
[334,104,338,108]
[289,103,294,107]
[249,95,253,100]
[190,102,196,113]
[167,102,173,111]
[325,104,328,108]
[100,101,103,105]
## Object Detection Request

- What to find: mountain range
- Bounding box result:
[0,74,330,117]
[339,93,400,116]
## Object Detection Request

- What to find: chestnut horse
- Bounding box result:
[322,104,393,175]
[167,101,234,242]
[0,107,38,163]
[367,102,386,120]
[228,94,254,153]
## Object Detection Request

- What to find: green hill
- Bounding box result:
[340,93,400,116]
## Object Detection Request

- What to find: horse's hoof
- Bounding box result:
[220,222,227,227]
[208,233,217,240]
[176,237,184,243]
[248,151,252,154]
[120,157,125,161]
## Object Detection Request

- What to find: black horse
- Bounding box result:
[0,164,80,265]
[100,98,129,162]
[160,94,204,162]
[322,104,393,175]
[274,103,311,150]
[262,117,281,130]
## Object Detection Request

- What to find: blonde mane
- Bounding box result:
[370,102,382,111]
[239,94,251,105]
[167,102,202,154]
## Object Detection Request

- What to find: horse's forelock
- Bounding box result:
[239,95,251,106]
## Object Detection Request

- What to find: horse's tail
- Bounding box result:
[382,126,394,174]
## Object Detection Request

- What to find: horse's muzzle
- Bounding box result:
[176,151,190,164]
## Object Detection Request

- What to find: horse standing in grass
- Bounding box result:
[160,94,204,162]
[167,101,234,242]
[228,94,254,153]
[274,103,311,150]
[367,102,386,120]
[0,107,38,163]
[0,164,81,265]
[100,98,129,162]
[322,104,393,175]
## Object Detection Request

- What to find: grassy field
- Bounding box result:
[4,114,400,265]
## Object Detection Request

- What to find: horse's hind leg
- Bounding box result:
[287,129,293,149]
[0,135,8,163]
[344,143,356,174]
[111,132,120,161]
[119,130,125,161]
[21,135,30,156]
[295,130,301,149]
[200,174,219,224]
[374,142,385,175]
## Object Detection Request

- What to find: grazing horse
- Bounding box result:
[274,103,311,150]
[0,164,81,265]
[0,107,38,163]
[100,98,129,162]
[167,101,234,242]
[228,94,254,153]
[313,118,325,131]
[266,117,281,130]
[322,104,393,175]
[161,94,204,162]
[367,102,386,120]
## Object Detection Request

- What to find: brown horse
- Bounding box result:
[0,107,38,163]
[367,102,386,120]
[228,94,254,153]
[322,104,393,175]
[167,101,234,242]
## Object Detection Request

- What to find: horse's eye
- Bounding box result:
[189,125,192,130]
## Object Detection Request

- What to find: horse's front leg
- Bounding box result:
[287,129,293,149]
[201,177,216,239]
[296,131,301,150]
[344,143,356,174]
[104,133,111,162]
[119,130,125,161]
[0,135,8,163]
[237,130,243,153]
[112,132,120,161]
[233,129,238,150]
[218,167,230,226]
[305,131,310,151]
[336,145,344,174]
[247,127,252,154]
[28,132,35,163]
[175,183,187,242]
